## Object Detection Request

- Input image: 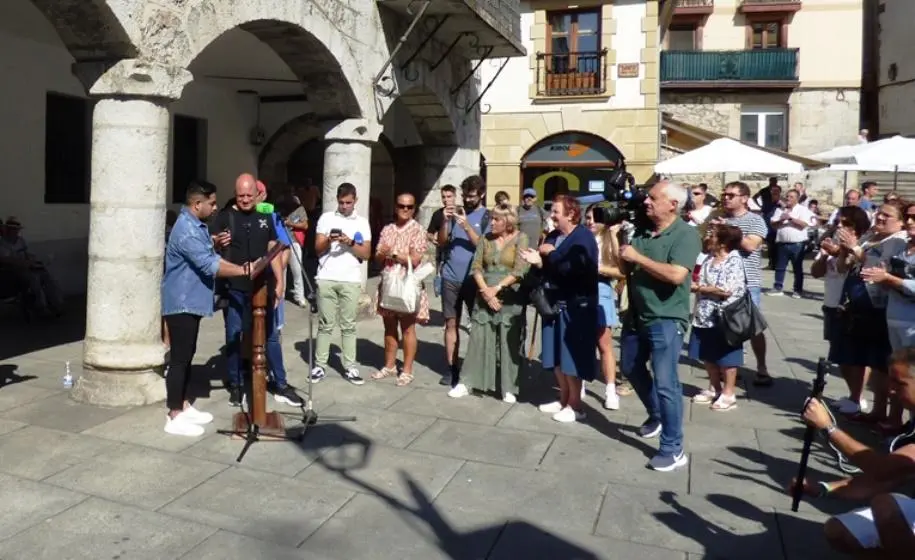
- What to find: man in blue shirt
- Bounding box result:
[161,180,254,437]
[436,175,490,395]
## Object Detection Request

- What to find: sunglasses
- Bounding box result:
[905,214,915,222]
[396,204,414,210]
[691,191,704,196]
[722,192,739,199]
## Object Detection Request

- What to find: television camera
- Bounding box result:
[577,165,651,233]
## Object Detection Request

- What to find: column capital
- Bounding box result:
[323,118,383,144]
[72,59,193,101]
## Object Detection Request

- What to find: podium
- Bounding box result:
[219,242,291,455]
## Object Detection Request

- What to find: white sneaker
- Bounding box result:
[178,406,213,425]
[448,383,469,398]
[538,401,562,414]
[581,385,586,400]
[503,392,516,404]
[552,406,585,423]
[164,415,205,437]
[604,392,620,411]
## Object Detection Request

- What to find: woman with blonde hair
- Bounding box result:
[585,203,624,410]
[451,204,530,402]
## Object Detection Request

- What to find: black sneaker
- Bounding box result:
[344,367,365,386]
[228,386,242,407]
[274,385,304,407]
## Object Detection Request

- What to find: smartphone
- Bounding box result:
[455,207,465,217]
[329,228,342,238]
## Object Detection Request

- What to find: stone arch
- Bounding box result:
[173,1,367,119]
[26,0,137,59]
[257,114,324,184]
[389,84,458,147]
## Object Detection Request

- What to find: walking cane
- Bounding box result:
[527,312,539,361]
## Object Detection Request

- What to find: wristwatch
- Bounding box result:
[822,423,838,437]
[816,481,832,498]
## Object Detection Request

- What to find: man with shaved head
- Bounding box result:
[210,173,303,408]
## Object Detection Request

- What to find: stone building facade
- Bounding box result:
[2,0,523,406]
[659,0,863,202]
[479,0,663,203]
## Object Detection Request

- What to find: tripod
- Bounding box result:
[275,222,356,437]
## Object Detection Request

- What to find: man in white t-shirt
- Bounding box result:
[770,188,817,298]
[309,183,372,385]
[686,183,713,227]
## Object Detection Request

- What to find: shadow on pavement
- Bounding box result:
[0,296,85,360]
[0,364,36,387]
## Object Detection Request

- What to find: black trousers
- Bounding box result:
[164,313,202,411]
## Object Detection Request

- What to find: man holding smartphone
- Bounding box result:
[310,183,372,385]
[438,175,490,395]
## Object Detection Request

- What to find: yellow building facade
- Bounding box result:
[479,1,663,203]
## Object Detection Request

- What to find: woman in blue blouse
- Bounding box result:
[521,195,599,423]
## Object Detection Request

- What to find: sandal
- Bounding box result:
[616,381,634,396]
[692,389,717,404]
[395,372,414,387]
[752,373,774,387]
[371,366,398,380]
[711,394,738,411]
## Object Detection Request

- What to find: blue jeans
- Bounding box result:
[774,242,806,293]
[621,320,684,457]
[223,289,288,388]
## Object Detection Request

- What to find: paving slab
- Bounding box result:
[182,530,337,560]
[315,376,412,410]
[388,388,512,426]
[0,383,58,413]
[183,432,322,477]
[407,419,554,468]
[433,461,606,535]
[0,425,119,480]
[160,467,355,547]
[595,485,781,558]
[45,443,228,510]
[296,442,464,502]
[0,417,25,436]
[496,399,633,441]
[82,404,203,453]
[488,522,689,560]
[318,402,439,449]
[0,496,214,560]
[0,472,87,540]
[1,392,127,433]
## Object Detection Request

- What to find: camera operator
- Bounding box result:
[792,348,915,558]
[619,180,701,472]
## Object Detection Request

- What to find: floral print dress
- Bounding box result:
[692,250,747,329]
[375,219,430,323]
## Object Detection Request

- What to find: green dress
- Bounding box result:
[462,232,531,394]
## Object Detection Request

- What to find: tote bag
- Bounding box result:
[380,259,420,314]
[716,261,768,347]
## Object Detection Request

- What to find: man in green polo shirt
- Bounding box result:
[620,180,701,473]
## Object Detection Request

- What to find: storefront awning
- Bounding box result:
[661,114,825,170]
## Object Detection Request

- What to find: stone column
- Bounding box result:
[71,60,191,406]
[321,119,380,289]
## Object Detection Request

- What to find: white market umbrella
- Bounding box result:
[852,135,915,169]
[809,143,869,163]
[655,138,810,175]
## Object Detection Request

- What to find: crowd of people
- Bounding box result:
[157,172,915,556]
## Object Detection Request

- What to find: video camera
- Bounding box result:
[579,165,650,232]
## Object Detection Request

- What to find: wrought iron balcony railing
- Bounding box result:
[536,50,608,97]
[739,0,802,13]
[660,49,799,87]
[675,0,714,8]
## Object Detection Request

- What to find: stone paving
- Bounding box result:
[0,271,875,559]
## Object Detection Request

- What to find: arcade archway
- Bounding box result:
[521,131,625,203]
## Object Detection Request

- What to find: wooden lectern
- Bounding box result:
[227,241,289,442]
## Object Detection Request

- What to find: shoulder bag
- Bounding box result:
[716,259,767,347]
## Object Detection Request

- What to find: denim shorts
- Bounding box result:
[597,282,619,329]
[748,286,761,308]
[688,326,744,368]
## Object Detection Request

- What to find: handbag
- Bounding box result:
[529,284,558,320]
[716,260,768,347]
[380,258,420,314]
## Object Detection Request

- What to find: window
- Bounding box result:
[741,107,787,150]
[171,115,208,204]
[668,25,698,51]
[543,9,604,95]
[749,21,783,49]
[44,93,93,204]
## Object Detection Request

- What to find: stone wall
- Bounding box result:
[660,88,862,207]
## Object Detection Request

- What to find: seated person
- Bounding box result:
[792,347,915,558]
[0,217,63,315]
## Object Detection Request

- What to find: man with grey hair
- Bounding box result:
[619,180,701,472]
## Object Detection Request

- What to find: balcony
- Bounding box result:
[536,50,608,97]
[738,0,802,13]
[660,49,799,89]
[376,0,525,58]
[674,0,714,15]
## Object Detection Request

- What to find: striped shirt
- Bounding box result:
[725,211,768,288]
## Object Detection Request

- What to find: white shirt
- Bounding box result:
[772,204,816,243]
[687,205,712,227]
[315,211,372,283]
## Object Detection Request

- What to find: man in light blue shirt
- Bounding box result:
[161,180,253,437]
[436,175,490,394]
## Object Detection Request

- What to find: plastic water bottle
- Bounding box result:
[63,361,73,389]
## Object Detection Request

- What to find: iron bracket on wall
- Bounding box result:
[400,15,451,81]
[372,0,432,97]
[450,45,494,99]
[458,57,508,115]
[430,31,479,71]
